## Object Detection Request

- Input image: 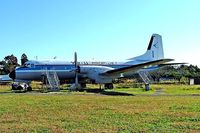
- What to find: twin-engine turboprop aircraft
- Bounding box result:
[9,34,174,90]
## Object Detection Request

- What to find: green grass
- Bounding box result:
[0,94,200,132]
[112,84,200,95]
[152,84,200,95]
[0,84,200,132]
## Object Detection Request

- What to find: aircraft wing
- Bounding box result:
[0,75,12,81]
[101,59,174,76]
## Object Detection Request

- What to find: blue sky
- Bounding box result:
[0,0,200,66]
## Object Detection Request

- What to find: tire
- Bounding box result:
[17,86,23,90]
[105,83,114,89]
[27,87,32,91]
[81,83,86,88]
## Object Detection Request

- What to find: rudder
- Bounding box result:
[128,34,164,62]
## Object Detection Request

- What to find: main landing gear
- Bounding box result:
[104,83,114,89]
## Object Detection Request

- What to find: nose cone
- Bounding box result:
[9,70,16,80]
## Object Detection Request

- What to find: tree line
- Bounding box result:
[150,65,200,82]
[0,54,28,75]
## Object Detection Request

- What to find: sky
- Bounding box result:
[0,0,200,66]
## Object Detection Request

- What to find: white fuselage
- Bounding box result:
[14,60,159,83]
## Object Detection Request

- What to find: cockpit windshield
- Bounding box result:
[22,62,34,68]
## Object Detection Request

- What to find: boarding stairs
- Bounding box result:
[45,70,60,91]
[138,71,153,91]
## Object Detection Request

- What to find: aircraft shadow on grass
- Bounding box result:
[0,88,134,96]
[81,88,135,96]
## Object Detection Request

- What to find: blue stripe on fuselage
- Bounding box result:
[17,64,159,72]
[17,65,75,71]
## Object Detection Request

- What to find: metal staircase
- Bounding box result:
[45,70,60,91]
[138,71,153,91]
[138,71,153,84]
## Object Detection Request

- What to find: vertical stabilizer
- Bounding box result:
[128,34,164,63]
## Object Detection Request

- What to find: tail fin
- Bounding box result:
[128,34,164,62]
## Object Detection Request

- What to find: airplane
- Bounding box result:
[9,34,174,91]
[0,75,12,85]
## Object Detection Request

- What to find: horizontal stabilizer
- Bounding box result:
[158,62,188,67]
[101,59,174,76]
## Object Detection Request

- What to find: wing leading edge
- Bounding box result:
[101,59,174,76]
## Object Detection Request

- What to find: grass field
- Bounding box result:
[0,84,200,132]
[113,84,200,95]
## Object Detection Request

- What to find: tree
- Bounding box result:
[2,54,19,74]
[21,53,28,66]
[4,54,18,65]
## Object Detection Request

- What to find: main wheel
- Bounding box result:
[27,86,32,91]
[104,83,113,89]
[81,83,86,88]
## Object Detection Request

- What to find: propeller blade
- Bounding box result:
[69,52,81,91]
[74,52,77,68]
[74,52,79,89]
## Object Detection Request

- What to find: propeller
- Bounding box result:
[70,52,81,90]
[74,52,79,87]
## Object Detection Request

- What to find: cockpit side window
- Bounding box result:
[23,63,28,68]
[31,64,34,68]
[22,62,34,68]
